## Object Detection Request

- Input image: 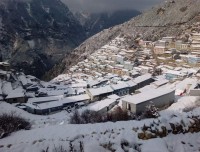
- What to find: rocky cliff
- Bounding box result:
[74,10,141,37]
[0,0,86,78]
[0,0,140,79]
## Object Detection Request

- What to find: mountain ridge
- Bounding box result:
[73,9,141,37]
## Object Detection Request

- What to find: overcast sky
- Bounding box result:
[62,0,165,13]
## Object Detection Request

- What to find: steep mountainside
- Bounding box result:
[48,0,200,79]
[74,10,141,37]
[0,0,86,78]
[0,0,141,79]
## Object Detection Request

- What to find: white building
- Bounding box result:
[122,87,175,114]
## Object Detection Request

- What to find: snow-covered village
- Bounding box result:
[1,0,200,152]
[1,19,200,152]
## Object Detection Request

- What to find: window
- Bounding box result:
[126,103,131,110]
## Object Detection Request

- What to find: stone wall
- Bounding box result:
[137,115,200,140]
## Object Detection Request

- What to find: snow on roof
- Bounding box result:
[88,98,116,111]
[154,46,166,48]
[46,90,68,96]
[165,70,185,76]
[111,82,129,90]
[191,45,200,48]
[125,50,134,53]
[101,45,119,51]
[126,80,137,87]
[28,95,63,104]
[0,62,9,66]
[157,57,166,60]
[19,74,28,86]
[2,81,13,95]
[122,87,175,105]
[76,88,86,94]
[175,78,197,91]
[88,86,113,96]
[70,82,87,88]
[0,70,7,75]
[87,78,108,87]
[138,85,156,93]
[130,70,139,75]
[26,75,37,79]
[152,79,169,87]
[174,67,182,71]
[6,92,24,99]
[107,94,120,100]
[133,74,152,84]
[139,66,150,70]
[162,65,173,70]
[61,94,90,104]
[26,101,63,110]
[158,40,167,43]
[192,33,200,36]
[115,64,124,68]
[38,86,69,96]
[6,88,25,99]
[27,94,89,110]
[104,73,118,79]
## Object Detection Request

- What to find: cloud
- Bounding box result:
[62,0,165,13]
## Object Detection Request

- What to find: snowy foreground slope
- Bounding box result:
[0,96,200,152]
[0,102,71,129]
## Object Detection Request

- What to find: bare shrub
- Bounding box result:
[70,108,131,124]
[0,112,31,139]
[81,110,103,124]
[157,7,165,15]
[180,6,187,12]
[69,110,82,124]
[52,141,84,152]
[70,110,104,124]
[53,145,67,152]
[107,107,129,122]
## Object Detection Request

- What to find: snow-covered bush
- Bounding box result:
[143,101,160,119]
[0,112,31,139]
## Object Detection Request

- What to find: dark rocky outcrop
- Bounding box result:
[74,10,141,37]
[0,0,140,79]
[0,0,86,78]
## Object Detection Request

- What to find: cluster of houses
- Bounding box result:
[47,32,200,115]
[139,24,200,66]
[0,62,28,103]
[2,30,200,116]
[27,73,154,115]
[69,37,157,78]
[47,66,200,115]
